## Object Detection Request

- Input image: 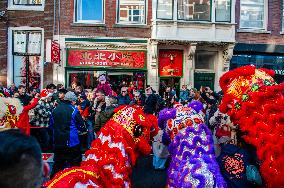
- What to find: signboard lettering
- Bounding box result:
[159,50,183,77]
[67,49,146,69]
[51,41,60,64]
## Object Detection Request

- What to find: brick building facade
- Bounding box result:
[0,1,8,86]
[0,0,54,88]
[54,0,153,91]
[231,0,284,83]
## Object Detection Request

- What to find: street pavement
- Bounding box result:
[44,154,168,187]
[132,155,168,188]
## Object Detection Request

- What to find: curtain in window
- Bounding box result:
[215,0,231,22]
[118,0,145,24]
[240,0,264,29]
[76,0,103,22]
[157,0,173,19]
[177,0,211,21]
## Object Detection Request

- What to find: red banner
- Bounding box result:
[67,49,146,69]
[51,41,60,64]
[159,50,183,77]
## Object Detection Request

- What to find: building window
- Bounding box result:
[117,0,146,24]
[177,0,211,21]
[12,30,42,89]
[157,0,173,19]
[215,0,231,22]
[240,0,265,29]
[75,0,104,23]
[13,0,42,5]
[8,0,44,10]
[195,51,216,70]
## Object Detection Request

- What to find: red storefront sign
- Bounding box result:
[67,49,146,69]
[159,50,183,77]
[51,41,60,64]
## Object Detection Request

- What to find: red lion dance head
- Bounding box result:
[45,105,158,188]
[219,65,284,188]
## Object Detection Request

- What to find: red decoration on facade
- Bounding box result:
[159,50,183,77]
[67,49,146,69]
[51,41,60,64]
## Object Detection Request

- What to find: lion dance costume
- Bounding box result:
[158,101,226,188]
[0,97,23,130]
[219,65,284,188]
[45,105,158,188]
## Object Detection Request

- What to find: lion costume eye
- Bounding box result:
[133,124,143,138]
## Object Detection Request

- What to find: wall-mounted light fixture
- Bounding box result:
[169,54,174,62]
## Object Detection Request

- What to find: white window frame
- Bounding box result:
[214,0,232,23]
[7,27,44,89]
[116,0,147,25]
[8,0,45,11]
[74,0,105,24]
[239,0,268,31]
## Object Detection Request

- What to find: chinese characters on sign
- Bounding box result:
[67,49,146,69]
[159,50,183,77]
[51,41,60,64]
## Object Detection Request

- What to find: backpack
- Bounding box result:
[246,165,262,185]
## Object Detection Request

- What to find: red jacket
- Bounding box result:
[78,106,89,119]
[16,98,39,135]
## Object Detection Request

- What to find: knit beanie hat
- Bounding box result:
[64,91,77,102]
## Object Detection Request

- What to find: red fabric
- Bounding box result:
[78,106,89,119]
[16,98,39,135]
[215,125,231,138]
[128,87,134,100]
[111,90,117,97]
[96,83,112,96]
[40,89,49,98]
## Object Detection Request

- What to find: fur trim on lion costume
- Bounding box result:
[219,65,284,188]
[0,97,23,130]
[158,102,227,188]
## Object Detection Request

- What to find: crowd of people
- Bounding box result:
[0,72,264,188]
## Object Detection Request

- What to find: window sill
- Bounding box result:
[113,24,150,28]
[280,31,284,35]
[7,5,44,11]
[237,29,271,34]
[71,23,106,27]
[155,20,236,25]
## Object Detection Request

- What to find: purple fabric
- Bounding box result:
[158,108,176,129]
[167,124,227,188]
[188,100,204,113]
[96,83,112,96]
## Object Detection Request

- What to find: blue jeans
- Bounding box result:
[153,155,167,170]
[86,120,94,149]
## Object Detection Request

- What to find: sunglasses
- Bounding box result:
[122,91,127,93]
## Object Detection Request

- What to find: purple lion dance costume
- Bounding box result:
[158,101,226,188]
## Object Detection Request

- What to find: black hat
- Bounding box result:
[58,88,68,94]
